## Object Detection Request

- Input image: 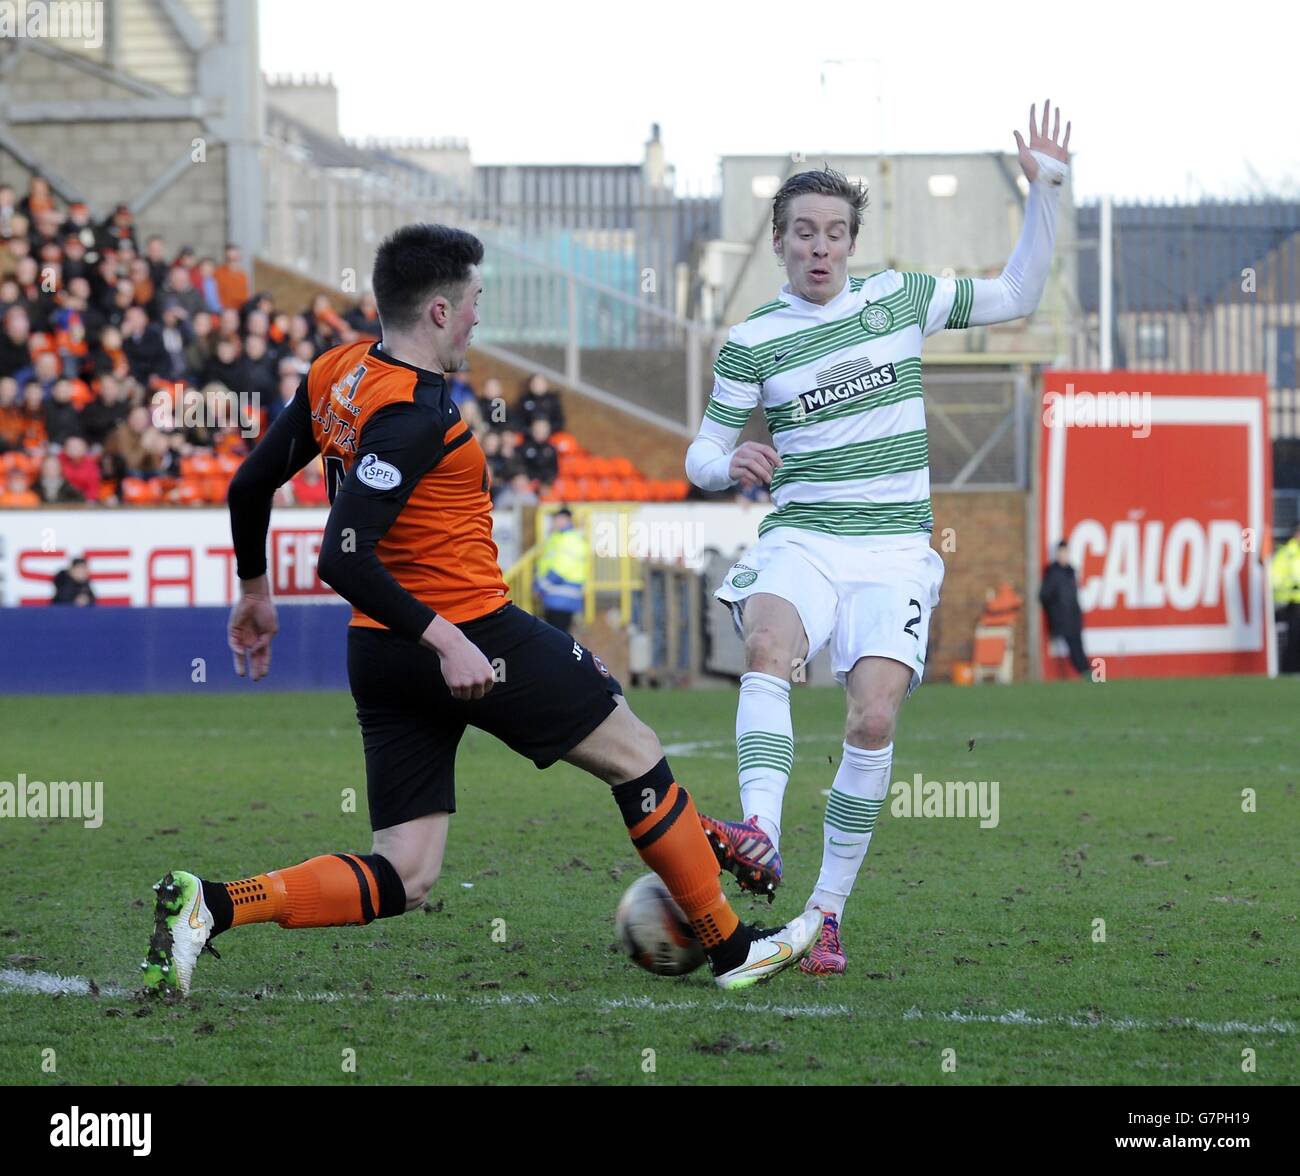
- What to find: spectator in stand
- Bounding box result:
[0,375,22,449]
[92,323,129,381]
[495,471,539,509]
[306,292,346,352]
[14,255,54,329]
[18,381,47,448]
[345,290,380,336]
[291,455,329,506]
[157,299,194,383]
[243,308,270,343]
[521,416,559,488]
[80,373,130,446]
[517,371,566,432]
[60,233,92,286]
[184,311,214,376]
[217,306,241,341]
[489,428,526,489]
[121,305,167,384]
[165,264,206,319]
[243,333,278,408]
[214,243,249,310]
[44,378,84,446]
[20,175,56,221]
[0,305,31,377]
[201,335,249,394]
[129,257,156,314]
[0,467,38,507]
[35,452,83,503]
[52,556,95,605]
[105,403,152,475]
[59,434,100,501]
[267,361,301,425]
[0,183,17,238]
[105,278,137,330]
[143,235,169,287]
[60,202,98,259]
[97,203,137,255]
[194,256,223,313]
[479,375,509,430]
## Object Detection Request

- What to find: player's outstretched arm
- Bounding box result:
[918,100,1072,336]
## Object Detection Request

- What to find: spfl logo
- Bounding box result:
[355,453,401,490]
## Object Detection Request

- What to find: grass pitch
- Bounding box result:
[0,676,1295,1085]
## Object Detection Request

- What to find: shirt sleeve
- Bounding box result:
[315,400,447,641]
[911,152,1069,337]
[228,376,316,580]
[686,332,762,491]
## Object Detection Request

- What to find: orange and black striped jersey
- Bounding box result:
[229,340,509,638]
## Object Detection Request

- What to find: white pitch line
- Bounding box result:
[1,969,1293,1034]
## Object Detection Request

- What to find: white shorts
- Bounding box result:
[714,528,945,693]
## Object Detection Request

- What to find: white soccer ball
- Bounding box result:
[615,873,706,976]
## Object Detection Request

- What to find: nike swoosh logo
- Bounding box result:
[739,942,792,972]
[187,889,205,931]
[773,351,789,364]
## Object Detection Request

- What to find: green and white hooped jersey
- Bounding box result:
[704,270,976,543]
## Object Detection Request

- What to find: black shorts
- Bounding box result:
[346,604,623,831]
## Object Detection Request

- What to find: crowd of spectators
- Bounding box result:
[0,173,683,510]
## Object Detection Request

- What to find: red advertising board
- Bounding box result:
[1039,372,1272,679]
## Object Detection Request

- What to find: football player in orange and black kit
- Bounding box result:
[140,224,820,994]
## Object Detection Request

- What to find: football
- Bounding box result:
[615,873,707,976]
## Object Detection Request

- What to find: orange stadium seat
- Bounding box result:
[587,457,614,478]
[550,431,580,455]
[172,478,204,505]
[202,475,232,503]
[121,477,162,505]
[608,456,636,478]
[182,452,216,477]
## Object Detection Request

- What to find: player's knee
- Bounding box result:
[744,627,795,677]
[846,702,897,749]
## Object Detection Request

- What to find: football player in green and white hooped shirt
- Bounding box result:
[688,102,1071,974]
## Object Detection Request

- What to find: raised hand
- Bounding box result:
[1014,99,1071,184]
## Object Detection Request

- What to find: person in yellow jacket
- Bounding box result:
[535,506,588,634]
[1272,521,1300,672]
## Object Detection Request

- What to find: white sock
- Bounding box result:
[807,741,892,923]
[735,671,793,850]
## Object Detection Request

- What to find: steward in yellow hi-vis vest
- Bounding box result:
[535,506,588,634]
[1273,523,1300,673]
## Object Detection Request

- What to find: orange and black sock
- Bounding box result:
[201,853,406,936]
[612,758,743,964]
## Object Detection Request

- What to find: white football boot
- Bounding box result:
[712,909,822,990]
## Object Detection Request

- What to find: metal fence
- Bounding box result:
[261,137,719,434]
[1071,198,1300,439]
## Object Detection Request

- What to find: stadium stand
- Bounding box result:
[0,174,685,510]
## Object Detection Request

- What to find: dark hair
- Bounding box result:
[1056,539,1069,550]
[772,166,869,241]
[371,223,484,332]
